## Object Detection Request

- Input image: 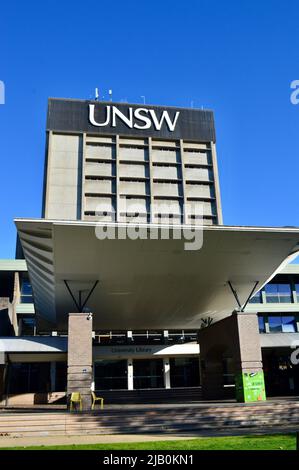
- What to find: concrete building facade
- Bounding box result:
[1,98,299,408]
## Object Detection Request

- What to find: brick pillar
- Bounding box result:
[67,313,93,410]
[199,311,266,402]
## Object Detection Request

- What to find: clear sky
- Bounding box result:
[1,0,299,258]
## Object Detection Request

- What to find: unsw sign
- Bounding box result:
[89,104,180,132]
[47,98,216,142]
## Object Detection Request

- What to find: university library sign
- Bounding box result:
[92,343,199,359]
[47,98,216,141]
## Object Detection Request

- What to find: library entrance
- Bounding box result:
[133,359,164,389]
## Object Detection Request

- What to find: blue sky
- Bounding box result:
[1,0,299,257]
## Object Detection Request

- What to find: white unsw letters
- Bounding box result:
[89,104,180,131]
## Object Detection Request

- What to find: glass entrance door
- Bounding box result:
[94,360,127,390]
[133,359,164,389]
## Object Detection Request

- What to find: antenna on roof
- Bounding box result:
[108,89,113,101]
[95,88,99,101]
[141,95,146,104]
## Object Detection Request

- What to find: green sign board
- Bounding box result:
[235,371,266,402]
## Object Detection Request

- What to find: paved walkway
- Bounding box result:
[0,426,298,449]
[0,433,192,448]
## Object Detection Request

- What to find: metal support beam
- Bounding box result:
[227,281,242,309]
[227,280,259,312]
[63,280,99,312]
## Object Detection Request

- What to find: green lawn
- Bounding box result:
[1,434,297,450]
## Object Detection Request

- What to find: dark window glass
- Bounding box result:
[168,330,185,343]
[268,316,283,333]
[282,316,296,333]
[268,315,297,333]
[133,359,164,389]
[8,363,51,394]
[170,357,200,387]
[258,316,266,333]
[20,279,33,304]
[21,281,32,296]
[55,362,67,392]
[249,291,262,304]
[20,317,35,336]
[295,284,299,302]
[94,360,127,390]
[167,330,197,344]
[131,331,163,344]
[222,357,235,385]
[265,284,292,303]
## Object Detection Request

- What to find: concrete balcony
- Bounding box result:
[184,151,211,166]
[119,147,148,162]
[152,150,180,164]
[86,144,115,160]
[119,164,148,179]
[85,179,115,194]
[152,166,180,180]
[119,181,148,196]
[185,184,215,199]
[153,183,182,197]
[185,167,212,182]
[85,162,115,177]
[85,196,115,212]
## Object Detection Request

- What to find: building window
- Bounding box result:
[167,330,198,344]
[265,283,292,303]
[295,284,299,303]
[170,357,200,387]
[131,331,163,344]
[258,316,266,333]
[222,357,235,385]
[268,315,297,333]
[133,359,164,389]
[20,317,35,336]
[8,363,51,394]
[249,291,262,304]
[20,279,33,304]
[94,360,127,390]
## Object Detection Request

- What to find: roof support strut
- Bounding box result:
[63,280,99,312]
[227,280,259,312]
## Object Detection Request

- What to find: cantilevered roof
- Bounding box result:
[15,219,299,330]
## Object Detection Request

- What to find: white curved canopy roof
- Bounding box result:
[15,219,299,330]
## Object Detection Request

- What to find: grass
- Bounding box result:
[1,434,297,450]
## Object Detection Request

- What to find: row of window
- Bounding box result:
[250,282,299,304]
[94,357,200,390]
[258,315,299,333]
[8,358,200,393]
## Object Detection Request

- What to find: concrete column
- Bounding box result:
[127,359,134,390]
[163,358,171,389]
[67,312,93,410]
[199,311,266,402]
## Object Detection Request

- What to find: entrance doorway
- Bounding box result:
[94,360,127,390]
[133,359,164,389]
[263,348,299,396]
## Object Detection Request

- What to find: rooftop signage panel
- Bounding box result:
[47,98,216,142]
